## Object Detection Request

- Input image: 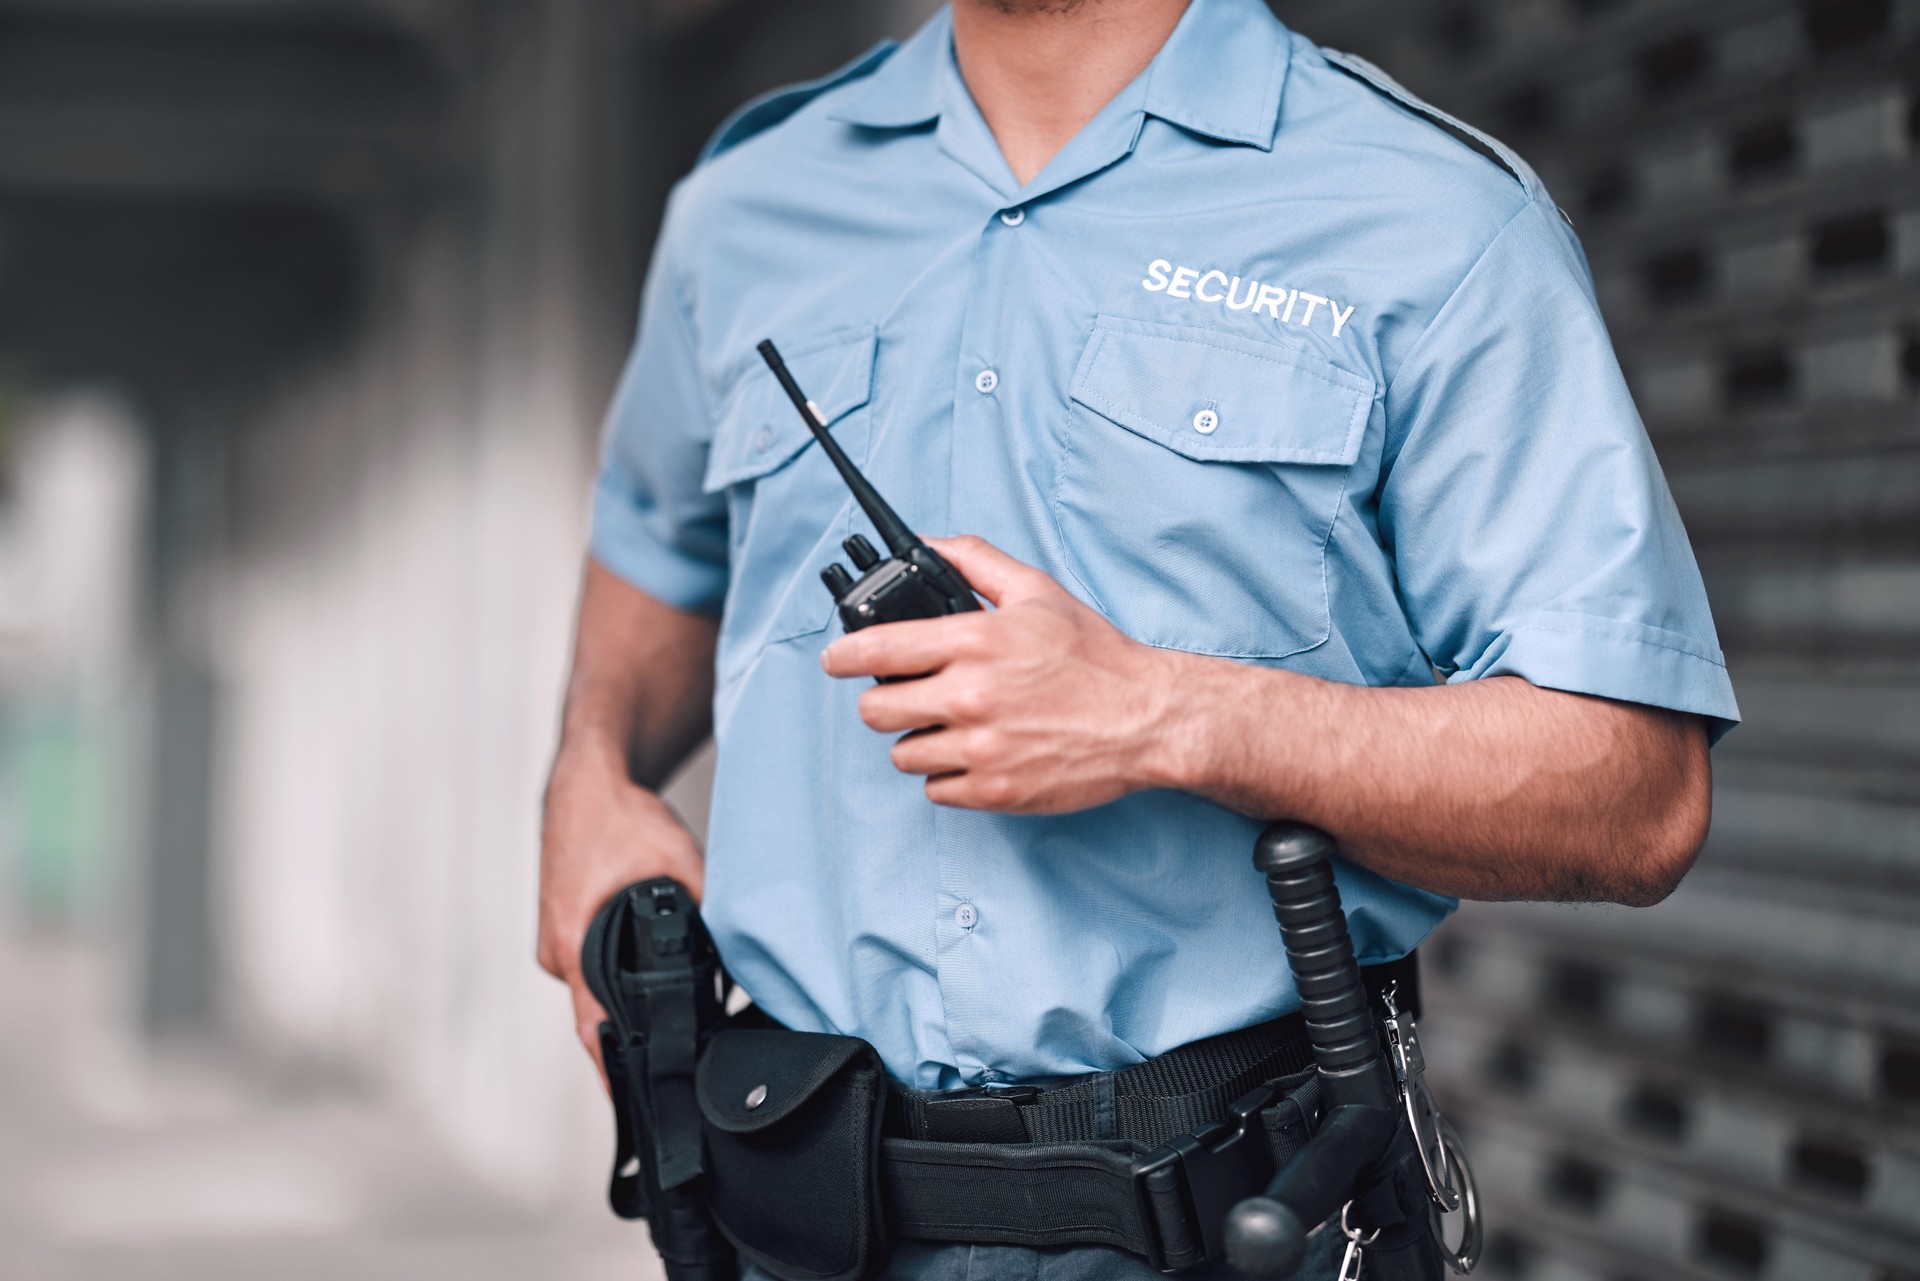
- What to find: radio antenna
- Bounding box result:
[757,340,919,557]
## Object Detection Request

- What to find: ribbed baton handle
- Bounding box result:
[1253,822,1384,1104]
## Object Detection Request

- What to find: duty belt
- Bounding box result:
[587,828,1482,1281]
[878,953,1421,1272]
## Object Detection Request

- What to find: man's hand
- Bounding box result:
[819,537,1710,907]
[821,536,1179,813]
[540,560,718,1082]
[538,746,707,1084]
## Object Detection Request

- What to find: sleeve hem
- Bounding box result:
[588,476,728,616]
[1453,613,1741,744]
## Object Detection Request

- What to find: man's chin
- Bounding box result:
[969,0,1094,16]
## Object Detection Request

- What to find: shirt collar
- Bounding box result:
[826,9,948,131]
[828,0,1291,150]
[1142,0,1291,151]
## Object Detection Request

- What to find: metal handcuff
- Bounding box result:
[1381,983,1483,1276]
[1321,983,1484,1279]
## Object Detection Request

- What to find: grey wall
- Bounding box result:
[8,0,1917,1269]
[1276,2,1920,1278]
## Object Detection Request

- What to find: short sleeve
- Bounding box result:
[1379,198,1740,742]
[589,194,729,614]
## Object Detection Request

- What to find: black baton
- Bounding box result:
[1226,823,1443,1281]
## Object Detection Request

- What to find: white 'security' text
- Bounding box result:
[1141,259,1357,339]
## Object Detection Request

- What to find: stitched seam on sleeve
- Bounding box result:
[1495,617,1729,668]
[1381,196,1537,401]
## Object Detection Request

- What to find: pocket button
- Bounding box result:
[1192,409,1220,435]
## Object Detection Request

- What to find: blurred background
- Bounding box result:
[0,1,1914,1279]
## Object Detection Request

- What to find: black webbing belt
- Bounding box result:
[886,1010,1316,1146]
[879,954,1419,1269]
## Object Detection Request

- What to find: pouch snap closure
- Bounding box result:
[745,1083,769,1110]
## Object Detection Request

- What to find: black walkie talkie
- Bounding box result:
[757,339,980,632]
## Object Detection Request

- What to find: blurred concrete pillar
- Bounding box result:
[0,394,148,927]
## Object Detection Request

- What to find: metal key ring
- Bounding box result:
[1339,1200,1382,1246]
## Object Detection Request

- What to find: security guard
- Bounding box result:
[539,0,1741,1277]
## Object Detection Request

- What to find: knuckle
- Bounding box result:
[949,682,993,721]
[956,772,1006,810]
[963,727,1002,764]
[977,776,1020,808]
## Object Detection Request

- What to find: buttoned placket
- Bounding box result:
[924,53,1153,1087]
[932,203,1014,1085]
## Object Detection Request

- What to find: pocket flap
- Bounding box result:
[697,1028,879,1133]
[703,326,877,493]
[1069,317,1374,466]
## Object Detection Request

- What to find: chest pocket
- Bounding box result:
[704,325,876,685]
[1057,317,1376,659]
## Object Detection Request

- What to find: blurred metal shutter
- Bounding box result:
[1277,1,1920,1277]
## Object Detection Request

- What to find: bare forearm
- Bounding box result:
[556,558,719,790]
[1153,661,1712,906]
[539,559,719,1064]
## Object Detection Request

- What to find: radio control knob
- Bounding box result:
[821,564,857,598]
[844,534,881,571]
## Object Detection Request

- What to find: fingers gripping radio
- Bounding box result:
[756,340,980,633]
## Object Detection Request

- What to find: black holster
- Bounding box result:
[581,879,735,1281]
[584,881,889,1281]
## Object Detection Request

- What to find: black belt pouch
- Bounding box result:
[695,1028,888,1281]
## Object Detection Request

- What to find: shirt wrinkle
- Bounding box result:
[587,0,1738,1084]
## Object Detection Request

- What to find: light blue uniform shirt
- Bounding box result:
[591,0,1740,1089]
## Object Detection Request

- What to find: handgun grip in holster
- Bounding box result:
[582,878,735,1281]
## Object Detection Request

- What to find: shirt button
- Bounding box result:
[955,903,978,929]
[999,208,1025,227]
[974,369,999,395]
[753,426,775,452]
[1192,409,1220,435]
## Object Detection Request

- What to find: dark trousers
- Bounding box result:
[744,1226,1345,1280]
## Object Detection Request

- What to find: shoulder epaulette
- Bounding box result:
[1320,49,1533,195]
[700,40,899,165]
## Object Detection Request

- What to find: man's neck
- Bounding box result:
[951,0,1191,187]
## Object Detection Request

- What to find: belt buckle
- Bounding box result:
[1131,1082,1279,1272]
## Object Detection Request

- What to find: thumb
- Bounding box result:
[926,535,1056,608]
